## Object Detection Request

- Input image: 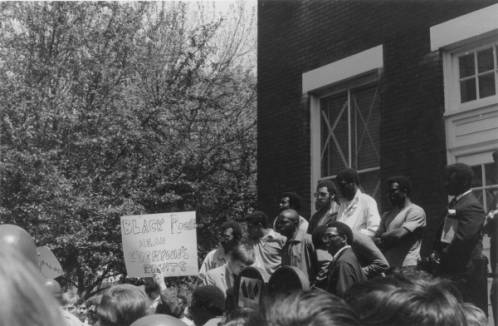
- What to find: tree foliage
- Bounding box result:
[0,1,256,299]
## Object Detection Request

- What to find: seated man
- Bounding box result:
[199,221,243,276]
[275,209,318,283]
[320,222,365,297]
[245,210,286,277]
[200,244,255,297]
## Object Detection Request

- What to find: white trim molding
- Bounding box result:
[302,45,383,94]
[303,45,383,215]
[430,4,498,51]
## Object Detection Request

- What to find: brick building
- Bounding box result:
[257,0,498,255]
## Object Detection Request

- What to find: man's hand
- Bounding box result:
[153,272,167,291]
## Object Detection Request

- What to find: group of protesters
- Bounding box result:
[1,160,497,326]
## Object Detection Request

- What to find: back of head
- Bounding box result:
[446,163,473,191]
[346,278,466,326]
[221,221,243,242]
[190,286,225,326]
[0,224,38,266]
[96,284,148,326]
[311,225,329,249]
[130,314,188,326]
[336,169,360,185]
[252,289,360,326]
[0,248,64,326]
[244,210,269,228]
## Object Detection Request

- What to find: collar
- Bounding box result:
[289,229,305,243]
[333,245,351,261]
[455,189,472,202]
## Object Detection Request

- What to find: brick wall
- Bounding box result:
[257,0,496,253]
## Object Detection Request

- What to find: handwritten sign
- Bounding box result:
[37,246,64,279]
[121,211,198,278]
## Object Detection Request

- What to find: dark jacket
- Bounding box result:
[437,192,485,276]
[436,192,488,312]
[326,246,365,298]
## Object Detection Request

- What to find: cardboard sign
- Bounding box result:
[440,216,459,244]
[37,246,64,279]
[121,211,198,278]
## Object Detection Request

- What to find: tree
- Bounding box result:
[0,1,256,299]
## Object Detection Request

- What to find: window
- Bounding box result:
[471,162,498,212]
[319,82,381,199]
[458,44,498,103]
[305,45,383,213]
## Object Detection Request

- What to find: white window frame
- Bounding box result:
[430,4,498,116]
[442,36,498,116]
[305,45,383,214]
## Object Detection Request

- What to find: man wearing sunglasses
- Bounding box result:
[319,222,365,297]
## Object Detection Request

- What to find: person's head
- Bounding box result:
[275,209,300,238]
[251,289,360,326]
[314,180,338,211]
[445,163,473,196]
[279,192,303,212]
[244,210,269,240]
[336,169,360,201]
[461,303,487,326]
[228,244,255,276]
[0,248,64,326]
[144,278,161,300]
[322,222,353,255]
[0,224,38,266]
[189,286,225,326]
[386,176,411,207]
[131,314,188,326]
[346,278,467,326]
[219,221,243,252]
[311,224,329,250]
[96,284,148,326]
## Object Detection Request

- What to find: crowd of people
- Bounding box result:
[1,162,497,326]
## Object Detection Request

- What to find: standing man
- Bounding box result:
[199,221,243,276]
[246,211,286,278]
[435,163,487,313]
[308,180,340,234]
[275,209,318,283]
[375,176,426,269]
[336,168,380,237]
[320,222,365,297]
[274,192,309,234]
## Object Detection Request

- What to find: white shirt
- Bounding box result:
[337,190,380,237]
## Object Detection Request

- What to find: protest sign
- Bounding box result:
[237,266,265,310]
[37,246,64,279]
[121,211,198,278]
